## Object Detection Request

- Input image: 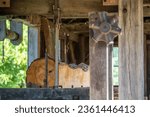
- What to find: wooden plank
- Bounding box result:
[0,0,54,15]
[0,0,149,17]
[90,40,107,100]
[41,17,55,59]
[0,0,10,7]
[65,23,149,35]
[119,0,144,100]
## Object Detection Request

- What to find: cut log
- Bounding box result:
[26,58,90,88]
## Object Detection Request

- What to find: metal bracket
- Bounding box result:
[10,20,23,45]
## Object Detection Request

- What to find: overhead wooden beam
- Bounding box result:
[65,22,150,34]
[0,0,54,15]
[0,0,149,18]
[0,0,10,7]
[59,0,118,18]
[119,0,144,100]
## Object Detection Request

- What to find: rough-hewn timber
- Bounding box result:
[90,40,107,100]
[0,0,149,17]
[119,0,144,100]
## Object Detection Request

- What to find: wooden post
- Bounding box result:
[90,41,107,100]
[89,12,121,100]
[119,0,144,100]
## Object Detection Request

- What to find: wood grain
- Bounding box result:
[41,17,55,59]
[119,0,144,100]
[26,58,90,88]
[90,40,107,100]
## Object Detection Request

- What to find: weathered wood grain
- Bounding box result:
[0,0,54,15]
[119,0,144,100]
[0,0,149,17]
[26,58,90,88]
[0,0,10,7]
[41,17,55,59]
[90,40,107,100]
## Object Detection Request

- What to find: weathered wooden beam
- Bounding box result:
[90,41,107,100]
[0,0,54,15]
[119,0,144,100]
[64,22,150,34]
[0,0,10,7]
[0,0,149,17]
[41,17,55,59]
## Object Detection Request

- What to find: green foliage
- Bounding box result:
[113,47,119,85]
[0,23,28,88]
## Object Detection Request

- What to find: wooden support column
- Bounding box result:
[89,12,121,100]
[90,41,107,100]
[119,0,144,100]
